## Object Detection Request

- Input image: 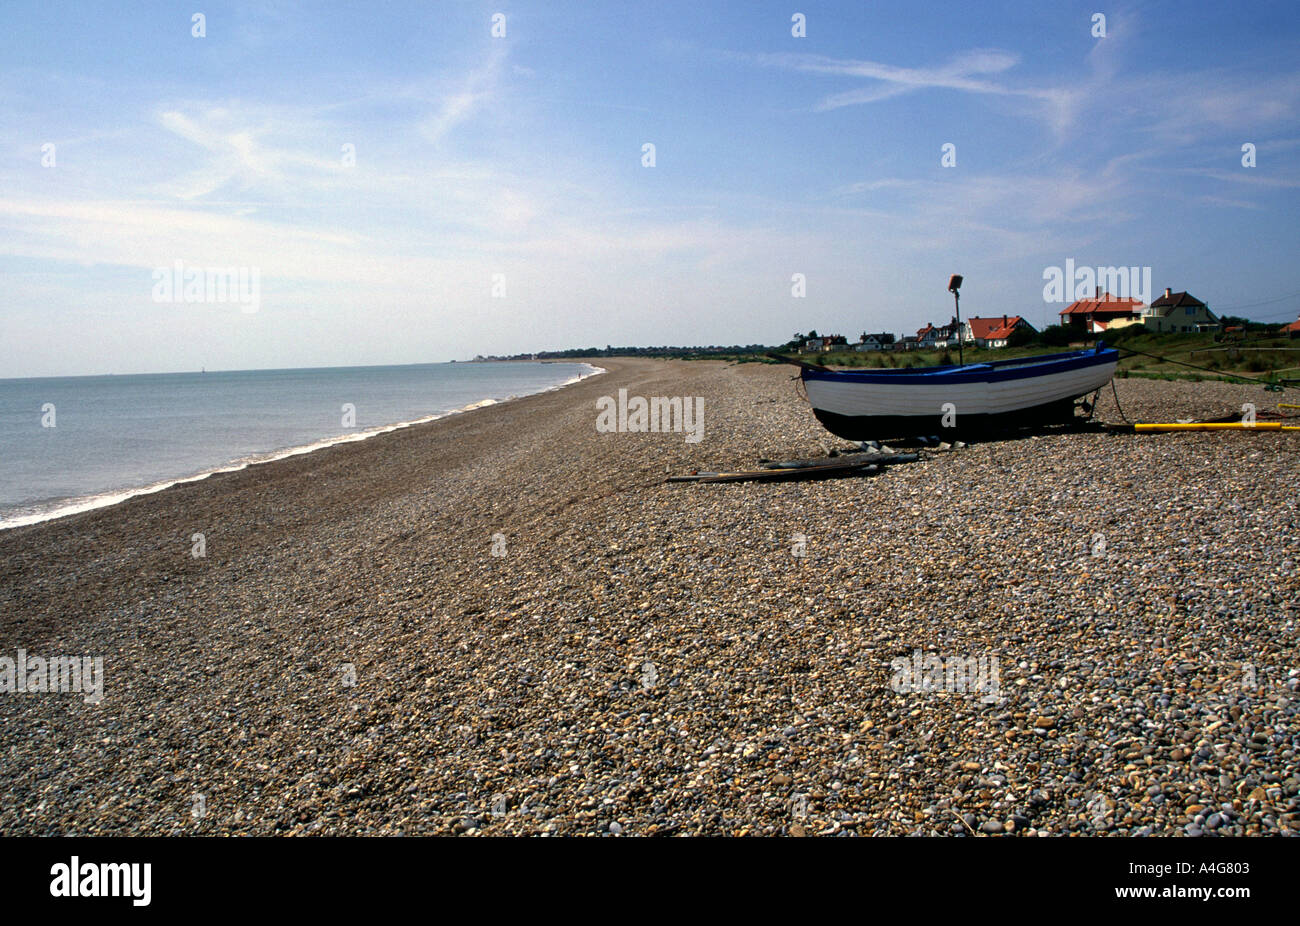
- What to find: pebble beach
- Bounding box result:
[1,358,1297,836]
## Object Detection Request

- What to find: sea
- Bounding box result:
[0,361,601,530]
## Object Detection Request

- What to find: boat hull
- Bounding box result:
[801,347,1118,440]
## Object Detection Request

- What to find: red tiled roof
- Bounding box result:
[967,316,1026,340]
[1060,295,1144,316]
[1283,319,1300,333]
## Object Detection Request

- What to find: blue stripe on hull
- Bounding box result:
[802,347,1118,386]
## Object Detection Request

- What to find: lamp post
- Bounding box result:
[948,274,964,366]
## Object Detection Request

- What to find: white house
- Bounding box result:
[1141,290,1221,333]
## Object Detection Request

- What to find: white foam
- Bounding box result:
[0,362,606,532]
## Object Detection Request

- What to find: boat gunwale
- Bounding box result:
[803,346,1118,386]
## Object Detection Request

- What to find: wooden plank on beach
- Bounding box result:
[761,451,919,470]
[669,461,881,483]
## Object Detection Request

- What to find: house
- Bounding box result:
[1281,316,1300,337]
[1141,289,1221,333]
[802,334,850,352]
[917,318,962,348]
[856,332,896,351]
[966,315,1036,348]
[1060,290,1146,333]
[895,336,919,351]
[934,318,963,348]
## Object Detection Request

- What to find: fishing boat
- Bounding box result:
[785,343,1119,441]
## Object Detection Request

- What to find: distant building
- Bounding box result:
[1060,290,1145,333]
[937,317,964,348]
[917,318,962,348]
[856,332,896,351]
[802,338,825,352]
[1282,316,1300,337]
[966,315,1036,348]
[895,336,919,351]
[1141,289,1221,333]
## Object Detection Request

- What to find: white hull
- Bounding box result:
[804,359,1117,419]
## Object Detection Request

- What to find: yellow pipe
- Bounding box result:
[1134,422,1300,432]
[1281,403,1300,409]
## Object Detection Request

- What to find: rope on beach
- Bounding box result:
[1108,370,1297,430]
[1109,378,1131,425]
[1114,346,1300,388]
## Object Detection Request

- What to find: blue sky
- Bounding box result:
[2,1,1298,376]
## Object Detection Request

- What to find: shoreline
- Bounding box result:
[0,362,605,533]
[1,361,1296,836]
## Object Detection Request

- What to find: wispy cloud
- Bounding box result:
[418,47,508,145]
[155,107,335,200]
[741,47,1079,135]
